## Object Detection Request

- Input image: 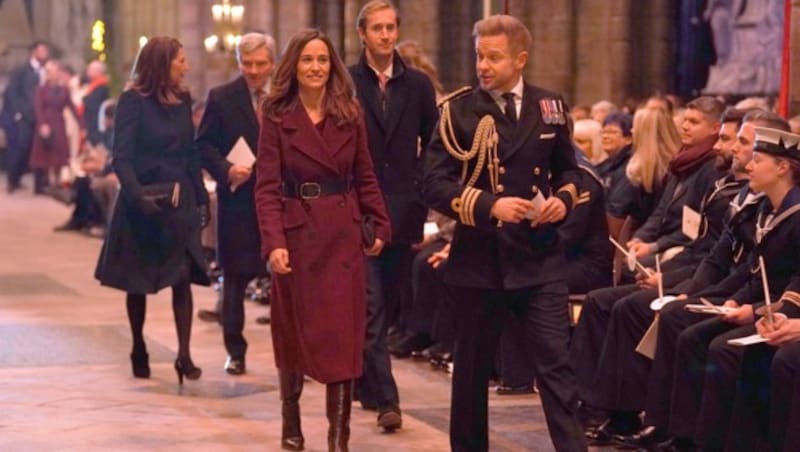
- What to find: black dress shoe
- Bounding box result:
[377,405,402,432]
[612,425,669,449]
[389,333,433,358]
[224,357,246,375]
[495,384,535,395]
[586,417,643,446]
[197,309,221,323]
[585,419,615,445]
[53,221,82,232]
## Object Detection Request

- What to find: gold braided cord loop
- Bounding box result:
[439,100,500,193]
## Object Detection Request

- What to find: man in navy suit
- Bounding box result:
[348,0,439,432]
[196,33,276,375]
[2,41,48,193]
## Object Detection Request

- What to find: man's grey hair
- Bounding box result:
[236,32,277,62]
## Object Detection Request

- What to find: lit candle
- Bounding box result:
[211,4,222,22]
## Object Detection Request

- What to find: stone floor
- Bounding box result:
[0,176,610,451]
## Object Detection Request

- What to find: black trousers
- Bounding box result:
[497,312,536,387]
[644,297,719,429]
[5,119,34,189]
[430,260,455,352]
[768,343,800,452]
[357,244,411,409]
[694,324,752,449]
[221,272,255,360]
[570,284,639,404]
[406,239,448,337]
[591,287,659,411]
[449,283,585,452]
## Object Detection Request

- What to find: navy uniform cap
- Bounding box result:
[753,126,800,160]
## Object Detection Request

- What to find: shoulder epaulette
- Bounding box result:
[437,86,472,108]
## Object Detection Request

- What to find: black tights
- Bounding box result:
[126,280,194,360]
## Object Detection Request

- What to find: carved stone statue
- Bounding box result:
[704,0,784,95]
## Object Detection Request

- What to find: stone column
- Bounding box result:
[790,0,800,116]
[437,0,482,91]
[516,0,574,99]
[572,0,632,107]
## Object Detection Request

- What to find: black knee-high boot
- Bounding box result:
[172,281,201,384]
[126,293,149,378]
[279,369,305,450]
[326,380,352,452]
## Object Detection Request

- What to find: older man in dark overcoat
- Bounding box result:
[197,32,276,375]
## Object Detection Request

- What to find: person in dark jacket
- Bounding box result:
[423,14,586,452]
[1,41,48,193]
[254,29,391,452]
[620,110,790,451]
[82,60,110,147]
[692,126,800,451]
[94,37,210,385]
[196,32,276,376]
[576,96,726,444]
[347,0,439,431]
[496,150,613,395]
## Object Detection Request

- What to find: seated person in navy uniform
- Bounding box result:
[689,126,800,451]
[630,111,791,450]
[573,104,743,444]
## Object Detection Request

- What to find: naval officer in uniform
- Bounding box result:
[423,14,585,452]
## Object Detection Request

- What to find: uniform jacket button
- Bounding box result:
[499,167,506,175]
[497,184,505,193]
[533,167,541,175]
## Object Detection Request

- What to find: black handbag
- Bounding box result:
[361,214,376,248]
[140,182,181,209]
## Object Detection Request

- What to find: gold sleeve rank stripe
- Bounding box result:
[780,290,800,308]
[557,183,579,207]
[459,186,482,226]
[576,191,591,205]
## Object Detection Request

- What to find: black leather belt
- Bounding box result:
[282,180,351,199]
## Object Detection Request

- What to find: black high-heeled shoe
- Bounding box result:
[130,352,150,378]
[174,358,202,385]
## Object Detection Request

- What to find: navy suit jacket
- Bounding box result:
[1,61,39,124]
[349,51,439,244]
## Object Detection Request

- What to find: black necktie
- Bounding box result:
[502,92,517,124]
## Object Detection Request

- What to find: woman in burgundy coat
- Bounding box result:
[30,60,79,193]
[254,29,390,452]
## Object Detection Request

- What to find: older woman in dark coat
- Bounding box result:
[95,37,210,385]
[254,29,390,452]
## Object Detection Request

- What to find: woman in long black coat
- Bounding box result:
[95,37,210,384]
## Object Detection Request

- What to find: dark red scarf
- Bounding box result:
[668,135,718,177]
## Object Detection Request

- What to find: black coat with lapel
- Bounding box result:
[423,84,582,290]
[1,62,39,124]
[349,51,439,244]
[196,76,266,275]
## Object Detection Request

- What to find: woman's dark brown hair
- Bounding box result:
[130,36,186,105]
[262,29,360,126]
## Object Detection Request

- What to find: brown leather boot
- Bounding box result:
[279,369,305,451]
[326,380,352,452]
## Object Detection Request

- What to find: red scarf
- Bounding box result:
[668,135,718,177]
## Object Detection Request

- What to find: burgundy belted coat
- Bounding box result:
[254,103,390,383]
